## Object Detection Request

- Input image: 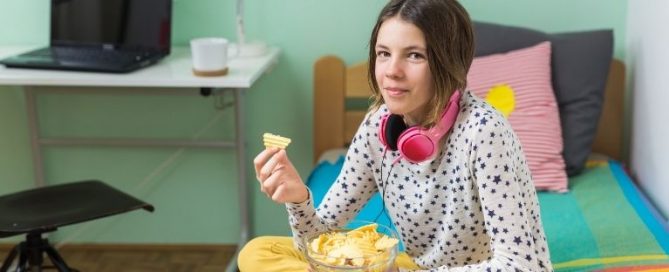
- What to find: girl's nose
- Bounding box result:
[385,58,403,79]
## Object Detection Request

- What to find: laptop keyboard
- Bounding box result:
[28,47,151,65]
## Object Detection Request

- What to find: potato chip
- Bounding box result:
[374,235,397,250]
[262,133,291,149]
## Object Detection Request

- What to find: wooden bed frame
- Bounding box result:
[313,56,626,164]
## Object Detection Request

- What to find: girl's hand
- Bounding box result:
[253,148,309,204]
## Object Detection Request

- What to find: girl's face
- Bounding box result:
[375,16,434,125]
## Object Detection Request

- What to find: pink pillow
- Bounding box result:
[467,41,568,192]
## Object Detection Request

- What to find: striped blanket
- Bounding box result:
[539,161,669,271]
[306,157,669,271]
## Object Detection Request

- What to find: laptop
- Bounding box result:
[0,0,172,73]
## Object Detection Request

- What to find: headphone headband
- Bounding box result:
[425,90,462,142]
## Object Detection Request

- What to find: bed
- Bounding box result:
[306,22,669,271]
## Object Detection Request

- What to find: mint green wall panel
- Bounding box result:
[461,0,627,59]
[0,0,628,243]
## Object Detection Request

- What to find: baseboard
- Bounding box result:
[0,243,238,270]
[0,243,237,251]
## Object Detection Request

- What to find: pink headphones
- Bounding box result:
[379,90,462,163]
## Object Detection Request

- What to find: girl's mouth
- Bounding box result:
[385,87,408,97]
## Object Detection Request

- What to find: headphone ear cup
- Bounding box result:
[397,128,434,163]
[384,114,407,151]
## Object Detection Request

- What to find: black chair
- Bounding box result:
[0,180,154,272]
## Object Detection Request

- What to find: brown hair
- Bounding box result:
[368,0,475,127]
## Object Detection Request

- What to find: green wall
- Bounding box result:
[0,0,627,244]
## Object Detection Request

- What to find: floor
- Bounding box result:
[0,243,237,272]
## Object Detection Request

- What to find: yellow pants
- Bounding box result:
[238,236,421,272]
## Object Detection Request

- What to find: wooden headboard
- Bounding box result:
[313,56,626,164]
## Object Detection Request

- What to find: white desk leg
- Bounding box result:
[24,87,46,187]
[227,88,250,272]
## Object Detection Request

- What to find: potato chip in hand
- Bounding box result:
[263,133,291,149]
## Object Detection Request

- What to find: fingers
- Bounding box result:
[259,151,285,181]
[253,149,301,203]
[253,147,280,180]
[255,149,285,198]
[261,173,283,198]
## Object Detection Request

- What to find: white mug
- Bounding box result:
[190,37,230,77]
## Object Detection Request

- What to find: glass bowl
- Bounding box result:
[304,222,399,272]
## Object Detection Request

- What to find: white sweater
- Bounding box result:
[287,91,553,271]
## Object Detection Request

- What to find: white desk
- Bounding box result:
[0,45,279,272]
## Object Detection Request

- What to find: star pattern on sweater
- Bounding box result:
[286,92,552,271]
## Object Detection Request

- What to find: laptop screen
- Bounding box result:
[51,0,171,53]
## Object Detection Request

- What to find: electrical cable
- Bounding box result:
[373,149,395,223]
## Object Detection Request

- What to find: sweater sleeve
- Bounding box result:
[285,112,380,252]
[412,114,547,272]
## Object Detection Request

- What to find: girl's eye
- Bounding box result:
[376,51,390,58]
[408,52,425,60]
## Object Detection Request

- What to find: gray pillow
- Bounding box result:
[472,22,614,176]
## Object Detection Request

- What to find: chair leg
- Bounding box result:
[0,244,20,272]
[43,245,73,272]
[5,234,75,272]
[15,246,27,272]
[23,233,44,272]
